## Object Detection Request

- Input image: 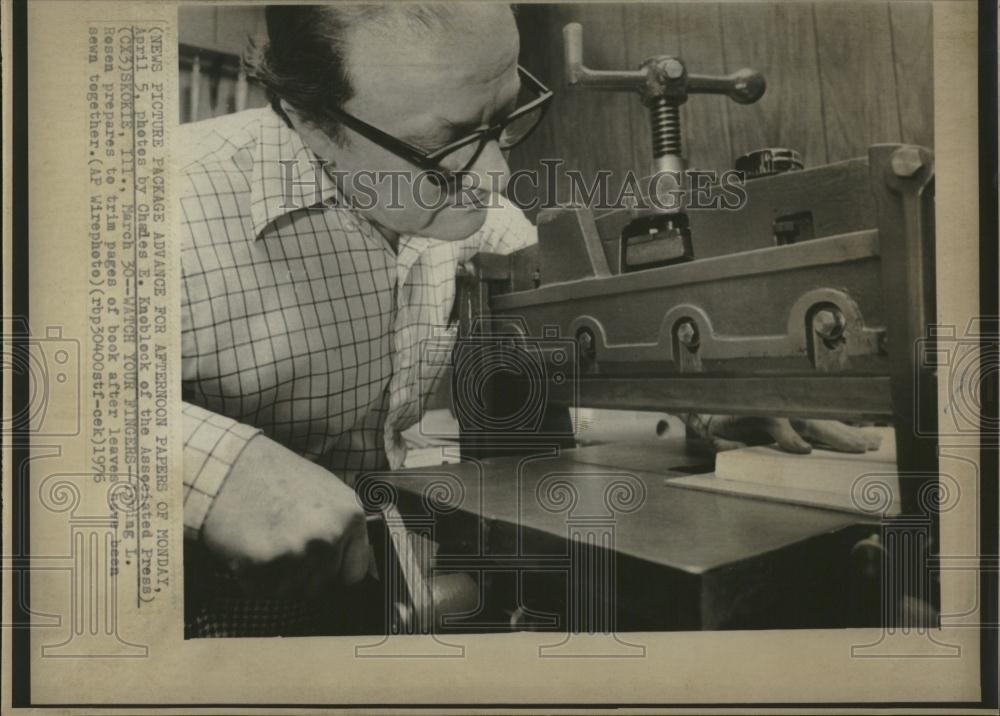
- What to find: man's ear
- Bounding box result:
[280,100,340,162]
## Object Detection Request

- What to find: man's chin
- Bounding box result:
[417,205,488,242]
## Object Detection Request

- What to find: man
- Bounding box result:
[181,3,879,637]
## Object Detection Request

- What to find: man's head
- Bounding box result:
[251,4,522,242]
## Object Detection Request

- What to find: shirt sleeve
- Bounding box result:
[182,401,262,539]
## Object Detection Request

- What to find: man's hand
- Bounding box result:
[701,417,883,454]
[200,434,370,601]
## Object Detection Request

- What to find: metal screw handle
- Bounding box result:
[563,23,645,90]
[687,69,766,104]
[563,23,765,105]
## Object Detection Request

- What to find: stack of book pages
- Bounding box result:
[669,427,900,515]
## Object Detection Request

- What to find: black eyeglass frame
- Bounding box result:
[326,65,553,183]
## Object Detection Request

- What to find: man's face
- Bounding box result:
[308,7,521,242]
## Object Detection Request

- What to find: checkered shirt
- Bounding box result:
[179,107,535,635]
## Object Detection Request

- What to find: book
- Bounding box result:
[669,427,901,515]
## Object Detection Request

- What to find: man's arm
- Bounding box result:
[183,402,369,599]
[183,401,261,537]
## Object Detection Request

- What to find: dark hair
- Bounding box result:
[246,4,507,141]
[246,5,362,139]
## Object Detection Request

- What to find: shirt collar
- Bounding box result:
[246,107,446,262]
[249,107,345,239]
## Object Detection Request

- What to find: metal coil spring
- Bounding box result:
[649,98,681,158]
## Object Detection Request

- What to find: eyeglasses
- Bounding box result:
[327,65,553,186]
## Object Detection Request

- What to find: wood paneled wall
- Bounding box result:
[178,3,934,188]
[509,2,934,208]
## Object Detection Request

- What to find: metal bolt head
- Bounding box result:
[813,309,846,341]
[891,146,924,178]
[676,320,698,348]
[663,58,684,80]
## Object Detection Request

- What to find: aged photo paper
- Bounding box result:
[2,0,994,712]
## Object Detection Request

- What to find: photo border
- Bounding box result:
[3,0,996,710]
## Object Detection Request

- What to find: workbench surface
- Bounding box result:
[374,441,876,574]
[370,442,880,630]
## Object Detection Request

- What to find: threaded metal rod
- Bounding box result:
[649,98,681,158]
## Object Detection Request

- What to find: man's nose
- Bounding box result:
[467,140,511,196]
